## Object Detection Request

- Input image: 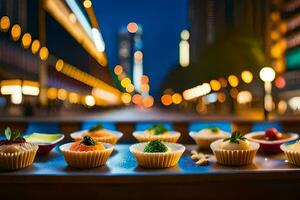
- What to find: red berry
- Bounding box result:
[275,132,282,139]
[265,128,278,140]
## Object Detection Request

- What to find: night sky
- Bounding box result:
[93,0,189,97]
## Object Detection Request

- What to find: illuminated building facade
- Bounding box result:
[0,0,121,108]
[119,28,131,78]
[269,0,300,111]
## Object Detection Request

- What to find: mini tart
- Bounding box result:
[0,143,38,170]
[60,142,114,168]
[70,129,123,145]
[280,142,300,166]
[130,142,185,168]
[189,129,230,149]
[210,139,259,165]
[133,131,181,143]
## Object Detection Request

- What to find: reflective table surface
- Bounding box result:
[1,144,300,184]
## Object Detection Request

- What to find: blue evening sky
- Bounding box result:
[93,0,189,97]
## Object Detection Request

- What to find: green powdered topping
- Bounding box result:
[89,124,103,132]
[147,124,168,135]
[207,127,219,133]
[144,140,168,153]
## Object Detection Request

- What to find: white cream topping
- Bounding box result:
[288,142,300,152]
[197,129,228,138]
[219,140,250,150]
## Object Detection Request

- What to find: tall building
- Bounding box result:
[119,28,131,77]
[269,0,300,110]
[118,22,144,93]
[189,0,270,64]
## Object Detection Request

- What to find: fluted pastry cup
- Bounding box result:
[130,142,185,168]
[0,143,38,170]
[280,143,300,166]
[189,131,230,149]
[210,139,259,166]
[70,129,123,145]
[60,142,114,168]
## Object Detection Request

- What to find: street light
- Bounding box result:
[259,67,276,119]
[259,67,276,82]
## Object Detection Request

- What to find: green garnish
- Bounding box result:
[144,140,168,153]
[223,131,246,144]
[81,136,96,146]
[207,127,219,133]
[147,124,168,135]
[4,127,21,141]
[89,124,103,132]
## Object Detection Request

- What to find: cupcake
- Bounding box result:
[280,141,300,166]
[189,127,230,149]
[70,124,123,144]
[133,124,181,143]
[130,140,185,168]
[210,131,259,165]
[0,127,38,170]
[60,136,114,168]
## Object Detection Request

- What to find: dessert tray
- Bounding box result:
[1,144,299,178]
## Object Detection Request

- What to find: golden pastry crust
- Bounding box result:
[0,143,38,170]
[71,129,122,145]
[85,130,114,138]
[130,142,185,168]
[281,142,300,166]
[60,142,114,168]
[210,139,259,165]
[189,129,230,149]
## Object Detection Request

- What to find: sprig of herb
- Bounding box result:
[89,124,103,132]
[80,136,96,146]
[4,127,21,141]
[223,131,245,144]
[147,124,168,135]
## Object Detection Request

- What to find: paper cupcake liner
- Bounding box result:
[130,142,185,168]
[284,151,300,166]
[133,131,181,143]
[192,136,228,149]
[60,142,114,168]
[71,130,123,145]
[0,144,38,170]
[194,137,223,149]
[280,144,300,166]
[189,131,229,149]
[210,139,259,166]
